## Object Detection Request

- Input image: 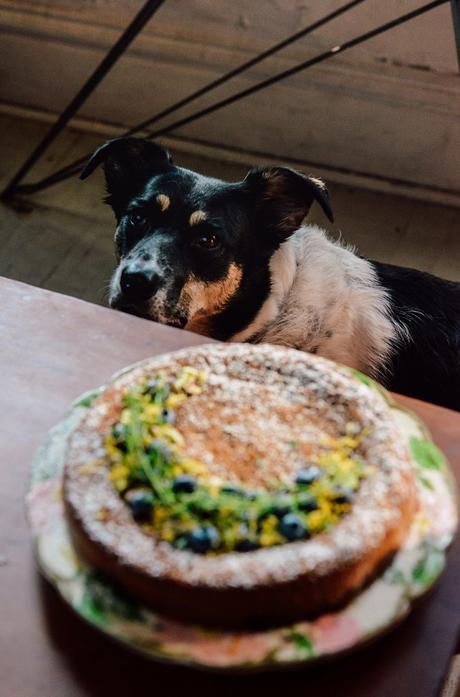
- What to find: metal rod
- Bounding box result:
[1,0,166,202]
[12,0,449,196]
[147,0,449,139]
[117,0,368,139]
[451,0,460,71]
[12,0,368,194]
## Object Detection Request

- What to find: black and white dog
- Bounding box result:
[82,137,460,411]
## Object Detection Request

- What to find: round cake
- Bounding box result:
[64,343,417,628]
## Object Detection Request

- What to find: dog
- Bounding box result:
[81,137,460,411]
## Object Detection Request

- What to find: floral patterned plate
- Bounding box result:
[27,367,458,672]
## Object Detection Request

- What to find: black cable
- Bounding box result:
[16,0,449,195]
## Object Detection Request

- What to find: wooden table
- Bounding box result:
[1,277,460,697]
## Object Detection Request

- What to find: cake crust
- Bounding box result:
[64,344,416,628]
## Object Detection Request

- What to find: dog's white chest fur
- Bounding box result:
[231,225,401,378]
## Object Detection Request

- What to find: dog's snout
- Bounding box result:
[120,267,159,301]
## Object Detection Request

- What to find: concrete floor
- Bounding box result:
[1,113,459,309]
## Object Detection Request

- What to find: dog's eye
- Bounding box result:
[195,233,219,249]
[128,212,148,228]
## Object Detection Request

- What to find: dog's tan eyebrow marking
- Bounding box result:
[309,176,326,190]
[189,210,208,226]
[156,194,170,212]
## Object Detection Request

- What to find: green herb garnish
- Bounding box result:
[105,367,367,555]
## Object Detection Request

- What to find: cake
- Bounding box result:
[63,343,417,628]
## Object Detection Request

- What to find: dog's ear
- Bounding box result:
[243,166,333,239]
[80,137,172,211]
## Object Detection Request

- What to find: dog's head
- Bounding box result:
[81,137,333,334]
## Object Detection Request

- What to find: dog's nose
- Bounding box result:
[120,268,159,301]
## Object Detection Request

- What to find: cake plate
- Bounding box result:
[27,367,458,672]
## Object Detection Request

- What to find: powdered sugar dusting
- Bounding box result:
[64,344,416,592]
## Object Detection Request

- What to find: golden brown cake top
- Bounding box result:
[64,343,416,586]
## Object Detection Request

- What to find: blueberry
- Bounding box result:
[125,489,154,522]
[188,526,220,554]
[161,408,176,424]
[221,485,245,497]
[144,379,159,394]
[331,487,353,504]
[297,492,318,512]
[172,475,197,494]
[111,423,127,452]
[255,492,288,517]
[235,538,260,552]
[234,524,260,552]
[144,380,170,400]
[272,494,295,518]
[147,439,172,462]
[279,513,308,541]
[295,466,323,486]
[112,422,125,439]
[189,501,217,519]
